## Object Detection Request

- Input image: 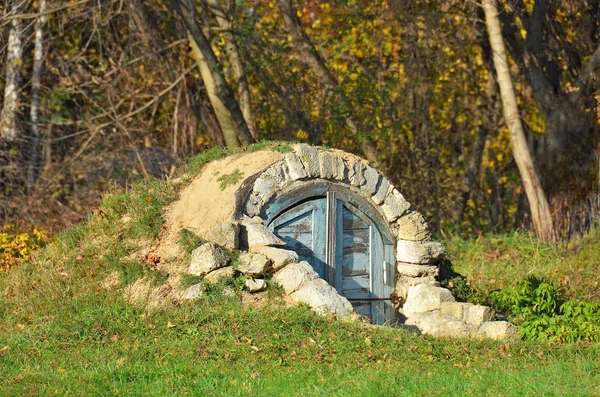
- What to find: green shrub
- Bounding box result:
[490,278,600,342]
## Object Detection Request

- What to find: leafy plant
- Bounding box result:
[490,277,600,342]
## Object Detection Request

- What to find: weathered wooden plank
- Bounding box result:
[342,230,369,248]
[342,274,370,291]
[343,208,369,229]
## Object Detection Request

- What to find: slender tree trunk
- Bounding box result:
[278,0,381,169]
[129,0,225,150]
[205,0,258,140]
[0,0,24,141]
[28,0,48,187]
[173,0,252,148]
[483,0,555,241]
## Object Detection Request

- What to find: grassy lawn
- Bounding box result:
[1,286,599,396]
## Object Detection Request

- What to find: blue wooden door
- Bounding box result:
[269,193,394,324]
[270,198,327,278]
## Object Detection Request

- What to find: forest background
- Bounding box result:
[0,0,599,243]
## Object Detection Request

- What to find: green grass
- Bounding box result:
[1,144,600,395]
[444,230,600,303]
[1,277,599,396]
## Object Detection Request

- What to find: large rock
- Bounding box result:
[253,177,274,204]
[396,212,431,241]
[319,151,345,180]
[250,246,299,271]
[396,240,445,264]
[244,193,262,217]
[405,311,475,338]
[477,321,520,340]
[180,282,203,300]
[260,161,288,188]
[237,253,272,276]
[396,262,439,278]
[295,144,320,177]
[206,221,239,250]
[381,189,410,222]
[395,275,439,300]
[372,178,390,205]
[240,221,285,249]
[245,278,267,293]
[441,302,493,327]
[273,261,319,294]
[348,161,366,186]
[188,243,229,276]
[284,154,307,180]
[289,279,353,317]
[402,284,455,317]
[360,165,380,195]
[203,266,236,284]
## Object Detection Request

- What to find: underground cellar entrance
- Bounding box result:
[264,184,396,325]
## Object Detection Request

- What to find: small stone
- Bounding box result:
[477,321,520,340]
[240,221,285,249]
[396,262,439,278]
[238,253,272,276]
[188,243,229,276]
[245,278,267,292]
[273,261,319,294]
[396,240,445,264]
[405,311,475,338]
[396,211,431,241]
[319,151,335,179]
[360,165,380,195]
[440,301,471,322]
[295,144,320,177]
[464,305,495,327]
[244,193,262,217]
[203,266,235,284]
[349,161,366,186]
[206,221,239,250]
[250,246,299,271]
[331,155,346,180]
[261,162,288,188]
[180,282,203,300]
[284,154,307,180]
[381,189,411,222]
[372,178,391,205]
[395,275,439,300]
[402,284,455,317]
[289,279,353,317]
[253,178,274,204]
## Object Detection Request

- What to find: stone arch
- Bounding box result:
[175,143,518,336]
[230,145,446,322]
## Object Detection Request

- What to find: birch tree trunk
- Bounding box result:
[482,0,555,241]
[28,0,48,186]
[173,0,252,148]
[205,0,258,141]
[0,0,25,141]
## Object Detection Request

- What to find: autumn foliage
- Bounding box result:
[0,0,598,238]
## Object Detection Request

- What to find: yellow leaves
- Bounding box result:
[519,29,527,40]
[296,129,309,140]
[349,72,359,81]
[0,227,48,272]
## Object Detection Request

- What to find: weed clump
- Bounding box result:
[491,277,600,342]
